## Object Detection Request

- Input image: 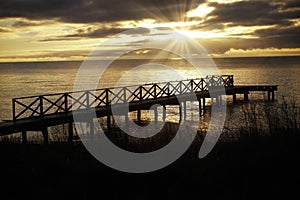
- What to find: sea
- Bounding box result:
[0,56,299,137]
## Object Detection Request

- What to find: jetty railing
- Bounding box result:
[12,75,234,121]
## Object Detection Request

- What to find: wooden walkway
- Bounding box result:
[0,75,278,143]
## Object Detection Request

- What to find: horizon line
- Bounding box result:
[0,55,299,64]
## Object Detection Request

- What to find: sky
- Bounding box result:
[0,0,299,62]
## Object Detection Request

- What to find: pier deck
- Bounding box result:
[0,75,278,143]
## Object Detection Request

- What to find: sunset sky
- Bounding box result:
[0,0,299,62]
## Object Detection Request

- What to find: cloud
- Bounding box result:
[0,27,11,32]
[282,0,300,9]
[0,0,205,23]
[38,27,151,41]
[254,25,300,48]
[0,49,89,62]
[38,27,129,41]
[0,0,299,60]
[219,47,300,57]
[11,20,46,27]
[195,36,299,56]
[206,1,299,27]
[185,0,300,53]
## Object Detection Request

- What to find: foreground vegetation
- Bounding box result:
[0,99,299,200]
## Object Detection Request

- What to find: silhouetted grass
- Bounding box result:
[239,97,299,145]
[0,99,299,199]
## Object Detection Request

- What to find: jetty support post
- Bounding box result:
[107,115,111,131]
[198,99,202,117]
[183,101,187,121]
[89,119,94,135]
[125,113,129,127]
[233,93,237,103]
[219,95,223,106]
[202,98,206,113]
[68,123,73,142]
[154,106,158,123]
[244,92,249,101]
[216,96,220,106]
[22,130,27,144]
[137,110,141,124]
[179,103,182,122]
[42,127,49,144]
[267,90,276,102]
[162,105,166,122]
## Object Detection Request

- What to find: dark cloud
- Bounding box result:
[0,27,11,32]
[189,0,300,52]
[37,37,79,42]
[255,26,300,48]
[196,37,287,55]
[197,26,300,54]
[255,26,300,38]
[282,0,300,9]
[63,27,131,39]
[0,49,89,60]
[1,0,299,53]
[192,23,225,31]
[38,27,151,41]
[0,0,204,23]
[197,26,300,55]
[206,1,299,27]
[12,21,40,27]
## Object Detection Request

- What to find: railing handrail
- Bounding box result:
[13,75,233,100]
[12,75,234,121]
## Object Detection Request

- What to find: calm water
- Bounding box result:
[0,56,299,124]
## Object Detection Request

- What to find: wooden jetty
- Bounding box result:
[0,75,278,143]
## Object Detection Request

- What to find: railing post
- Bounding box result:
[162,105,166,121]
[39,96,43,116]
[179,81,182,94]
[12,99,16,121]
[224,75,227,87]
[64,93,68,112]
[167,82,170,97]
[201,79,204,91]
[139,85,142,102]
[123,87,127,103]
[190,79,193,92]
[86,91,90,109]
[228,75,234,86]
[154,84,157,99]
[105,89,109,106]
